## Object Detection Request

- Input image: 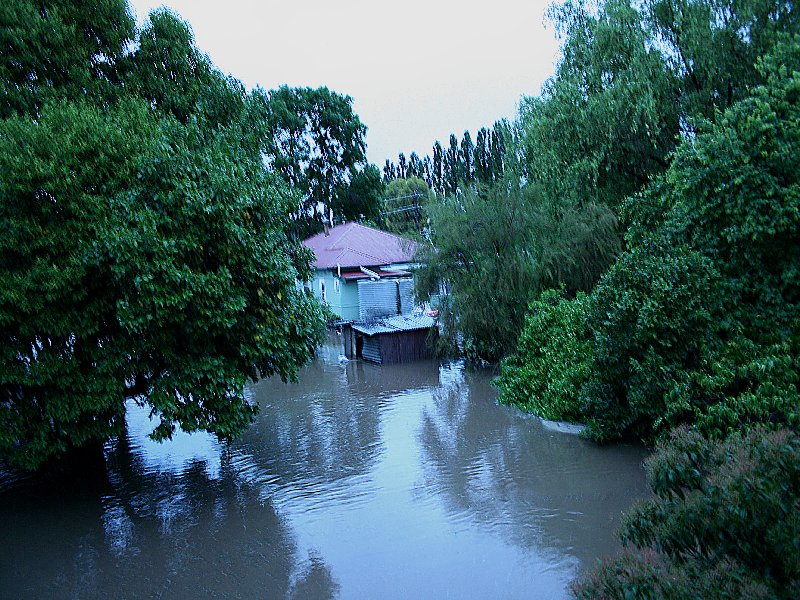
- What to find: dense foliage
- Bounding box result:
[263,85,384,237]
[574,426,800,599]
[502,36,800,444]
[382,121,509,196]
[0,1,327,470]
[497,289,592,422]
[414,169,620,361]
[415,181,542,361]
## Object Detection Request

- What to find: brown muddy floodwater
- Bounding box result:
[0,335,649,599]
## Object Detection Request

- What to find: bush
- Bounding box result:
[547,36,800,443]
[580,245,725,442]
[497,288,592,422]
[575,426,800,599]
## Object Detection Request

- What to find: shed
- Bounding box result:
[344,314,437,365]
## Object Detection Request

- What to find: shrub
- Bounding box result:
[575,426,800,599]
[580,245,725,442]
[497,288,592,422]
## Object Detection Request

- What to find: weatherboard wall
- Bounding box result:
[309,270,360,321]
[358,279,400,321]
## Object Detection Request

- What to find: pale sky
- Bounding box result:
[127,0,560,167]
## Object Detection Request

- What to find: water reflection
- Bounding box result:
[418,365,649,566]
[239,340,440,500]
[0,336,647,599]
[0,408,338,600]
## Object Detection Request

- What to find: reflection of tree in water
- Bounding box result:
[418,364,649,566]
[242,335,440,486]
[289,550,341,600]
[0,429,339,600]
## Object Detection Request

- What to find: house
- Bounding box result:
[303,223,419,322]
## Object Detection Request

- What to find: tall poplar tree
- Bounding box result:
[460,131,475,182]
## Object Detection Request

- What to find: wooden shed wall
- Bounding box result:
[361,336,382,364]
[378,329,435,364]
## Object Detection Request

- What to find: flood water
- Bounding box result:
[1,336,649,599]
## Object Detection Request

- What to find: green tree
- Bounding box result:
[444,134,460,196]
[581,36,800,442]
[124,7,258,138]
[0,0,135,118]
[504,34,800,443]
[489,121,508,181]
[407,151,422,178]
[474,128,491,183]
[333,164,384,222]
[0,2,325,470]
[263,85,377,237]
[382,176,431,235]
[382,159,396,182]
[459,130,474,182]
[431,141,444,196]
[498,288,592,422]
[647,0,799,126]
[520,0,679,215]
[397,152,407,178]
[415,179,546,361]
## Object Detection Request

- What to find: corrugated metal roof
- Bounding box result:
[352,314,436,336]
[303,223,418,270]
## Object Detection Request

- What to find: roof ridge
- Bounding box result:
[324,222,355,250]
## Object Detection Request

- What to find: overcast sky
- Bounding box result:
[127,0,561,167]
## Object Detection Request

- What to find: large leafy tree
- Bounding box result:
[0,0,135,117]
[332,163,384,223]
[263,85,381,238]
[0,1,325,470]
[416,177,619,362]
[521,0,798,218]
[502,34,800,443]
[519,0,680,215]
[579,36,800,442]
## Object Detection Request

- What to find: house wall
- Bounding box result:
[358,279,399,321]
[310,269,359,321]
[311,268,418,322]
[338,279,359,321]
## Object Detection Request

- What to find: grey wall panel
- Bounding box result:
[398,278,415,315]
[358,279,400,321]
[361,336,382,363]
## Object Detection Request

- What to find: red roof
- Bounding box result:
[303,223,418,270]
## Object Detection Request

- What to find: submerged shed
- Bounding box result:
[344,314,437,365]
